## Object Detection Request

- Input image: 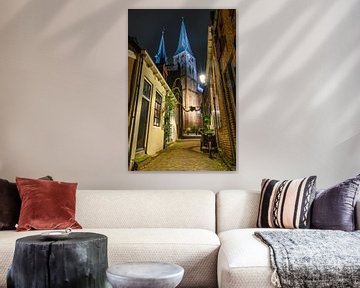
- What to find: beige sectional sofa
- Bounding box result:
[1,189,359,288]
[216,190,360,288]
[0,190,220,288]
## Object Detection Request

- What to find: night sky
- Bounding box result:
[128,9,212,75]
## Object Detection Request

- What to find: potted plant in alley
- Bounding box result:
[191,126,197,134]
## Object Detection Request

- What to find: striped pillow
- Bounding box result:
[257,176,317,229]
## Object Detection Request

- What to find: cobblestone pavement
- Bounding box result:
[140,139,230,171]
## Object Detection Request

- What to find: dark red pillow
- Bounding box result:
[16,177,82,231]
[0,176,53,230]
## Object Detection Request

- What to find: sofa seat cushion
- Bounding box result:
[0,228,219,288]
[101,228,220,288]
[218,228,282,288]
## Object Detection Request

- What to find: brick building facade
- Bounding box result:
[204,10,236,168]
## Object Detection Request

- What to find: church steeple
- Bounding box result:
[155,30,167,64]
[174,18,193,56]
[171,17,201,137]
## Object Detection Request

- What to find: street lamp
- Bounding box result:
[199,74,206,84]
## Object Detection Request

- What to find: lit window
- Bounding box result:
[153,93,162,127]
[143,80,151,100]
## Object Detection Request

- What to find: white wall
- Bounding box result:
[0,0,359,191]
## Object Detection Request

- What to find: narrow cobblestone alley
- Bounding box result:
[140,139,230,171]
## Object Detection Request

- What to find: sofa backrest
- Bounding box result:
[216,190,260,233]
[76,190,216,231]
[217,190,360,233]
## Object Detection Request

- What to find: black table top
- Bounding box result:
[16,232,107,245]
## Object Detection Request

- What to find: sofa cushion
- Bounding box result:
[103,228,219,288]
[0,228,220,288]
[16,177,82,231]
[216,190,260,233]
[0,179,20,230]
[257,176,316,229]
[217,228,277,288]
[311,174,360,231]
[0,176,53,230]
[76,190,216,231]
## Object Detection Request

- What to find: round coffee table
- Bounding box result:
[106,262,184,288]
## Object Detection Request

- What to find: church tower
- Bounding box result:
[155,30,167,65]
[173,18,202,134]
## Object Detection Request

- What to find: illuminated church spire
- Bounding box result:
[172,17,200,135]
[155,30,167,64]
[174,18,194,56]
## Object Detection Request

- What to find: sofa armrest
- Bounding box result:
[356,200,360,230]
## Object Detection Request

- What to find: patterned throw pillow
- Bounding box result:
[257,176,317,229]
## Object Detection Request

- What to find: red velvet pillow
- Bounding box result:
[0,176,53,230]
[16,177,82,231]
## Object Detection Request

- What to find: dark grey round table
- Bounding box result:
[7,232,108,288]
[106,262,184,288]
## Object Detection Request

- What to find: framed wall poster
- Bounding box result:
[128,9,236,171]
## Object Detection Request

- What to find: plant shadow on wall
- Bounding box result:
[41,1,128,57]
[0,0,133,57]
[237,0,360,152]
[0,0,142,177]
[128,9,237,172]
[0,0,70,36]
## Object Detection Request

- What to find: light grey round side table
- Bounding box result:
[106,262,184,288]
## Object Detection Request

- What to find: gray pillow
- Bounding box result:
[311,174,360,231]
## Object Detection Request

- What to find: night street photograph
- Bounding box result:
[128,9,236,171]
